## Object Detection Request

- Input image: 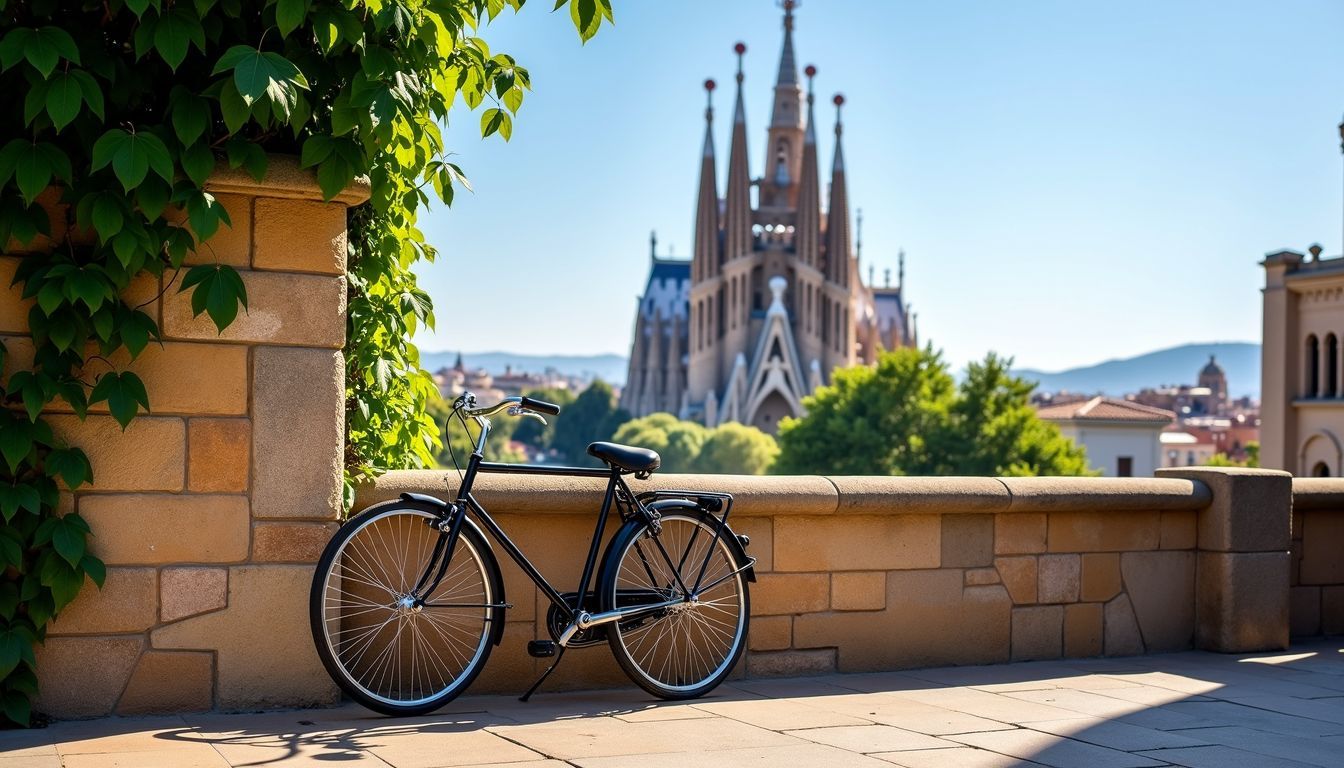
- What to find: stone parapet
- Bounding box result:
[1289,478,1344,636]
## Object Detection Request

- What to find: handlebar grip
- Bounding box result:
[520,396,561,416]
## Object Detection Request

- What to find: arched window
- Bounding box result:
[1307,334,1321,397]
[1313,462,1331,477]
[1328,334,1339,397]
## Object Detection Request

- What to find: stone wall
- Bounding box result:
[2,159,366,717]
[1290,478,1344,636]
[354,467,1291,696]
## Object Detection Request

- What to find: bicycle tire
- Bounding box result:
[309,499,503,716]
[602,508,750,699]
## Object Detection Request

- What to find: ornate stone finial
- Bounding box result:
[650,230,657,260]
[1338,116,1343,153]
[884,268,891,288]
[898,248,905,289]
[704,77,716,114]
[1310,243,1324,261]
[734,42,746,84]
[781,0,797,29]
[767,275,788,315]
[833,93,845,136]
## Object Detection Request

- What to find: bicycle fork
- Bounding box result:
[411,502,468,606]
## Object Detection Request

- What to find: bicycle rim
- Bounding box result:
[316,507,492,709]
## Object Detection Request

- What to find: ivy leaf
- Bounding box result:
[45,72,84,131]
[503,86,523,114]
[0,416,33,472]
[569,0,601,43]
[276,0,309,37]
[217,78,250,134]
[299,135,334,169]
[171,93,210,146]
[91,194,124,243]
[72,70,104,120]
[136,175,170,220]
[184,189,230,240]
[225,47,309,109]
[180,142,216,188]
[11,27,81,78]
[82,554,106,589]
[316,156,353,201]
[89,371,150,428]
[118,307,158,359]
[13,144,51,206]
[0,629,26,682]
[181,264,247,331]
[225,138,267,182]
[46,447,91,488]
[63,267,111,312]
[0,483,40,522]
[51,516,87,568]
[153,7,206,71]
[480,108,511,141]
[90,129,173,191]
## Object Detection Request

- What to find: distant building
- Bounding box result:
[1157,430,1218,469]
[1036,397,1174,477]
[620,2,916,434]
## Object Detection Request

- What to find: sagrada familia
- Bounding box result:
[620,2,917,433]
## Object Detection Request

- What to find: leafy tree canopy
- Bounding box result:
[511,386,575,449]
[551,380,629,466]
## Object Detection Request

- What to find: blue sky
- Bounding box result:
[412,0,1344,373]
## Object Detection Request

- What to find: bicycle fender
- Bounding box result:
[596,503,756,604]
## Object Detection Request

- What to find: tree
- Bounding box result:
[612,414,709,473]
[695,422,779,475]
[426,392,524,465]
[1206,441,1260,468]
[551,380,630,466]
[774,347,1093,477]
[512,387,576,450]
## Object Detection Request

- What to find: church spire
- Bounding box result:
[724,43,753,263]
[794,64,821,270]
[692,79,719,284]
[763,1,804,208]
[771,1,800,112]
[825,93,851,286]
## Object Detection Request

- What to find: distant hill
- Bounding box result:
[1013,342,1261,399]
[421,350,629,386]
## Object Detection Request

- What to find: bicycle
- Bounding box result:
[309,391,756,716]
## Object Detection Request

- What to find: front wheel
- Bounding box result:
[603,510,750,699]
[309,500,503,716]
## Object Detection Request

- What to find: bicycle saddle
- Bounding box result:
[587,441,660,474]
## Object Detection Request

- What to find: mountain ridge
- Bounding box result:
[1012,342,1260,399]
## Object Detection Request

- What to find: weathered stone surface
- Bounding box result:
[1081,553,1121,602]
[1160,511,1198,550]
[941,514,993,567]
[965,567,1001,586]
[0,256,33,333]
[1011,605,1063,661]
[33,636,143,717]
[174,193,252,267]
[753,573,829,615]
[1196,551,1290,652]
[1120,550,1195,652]
[995,513,1046,555]
[1323,586,1344,635]
[162,270,345,348]
[251,346,343,520]
[1104,594,1144,656]
[1004,476,1210,511]
[161,567,229,622]
[1064,602,1103,657]
[734,517,773,571]
[995,556,1037,604]
[81,495,249,565]
[252,521,337,562]
[252,198,347,275]
[80,343,249,416]
[152,565,339,709]
[47,415,185,492]
[748,615,793,651]
[1157,467,1292,553]
[1037,554,1080,604]
[1047,511,1160,553]
[832,571,886,611]
[774,515,939,572]
[117,651,214,714]
[188,417,251,493]
[49,567,157,634]
[1291,586,1322,636]
[828,476,1010,514]
[747,649,836,678]
[1300,511,1344,585]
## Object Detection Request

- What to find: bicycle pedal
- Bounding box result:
[527,640,557,658]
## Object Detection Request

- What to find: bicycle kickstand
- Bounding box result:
[519,646,567,703]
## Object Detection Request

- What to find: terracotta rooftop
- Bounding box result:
[1036,396,1175,424]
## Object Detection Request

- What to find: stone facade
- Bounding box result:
[3,158,367,717]
[1288,478,1344,636]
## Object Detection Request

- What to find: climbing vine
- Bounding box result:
[0,0,610,726]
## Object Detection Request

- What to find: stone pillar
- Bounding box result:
[10,157,367,716]
[1260,251,1301,472]
[1157,467,1292,652]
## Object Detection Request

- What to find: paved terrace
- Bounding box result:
[6,639,1344,768]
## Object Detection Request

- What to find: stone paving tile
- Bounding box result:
[690,697,873,730]
[1088,684,1213,707]
[1166,725,1342,768]
[894,687,1095,724]
[1025,717,1210,752]
[1004,688,1150,718]
[793,692,1016,735]
[1160,700,1344,738]
[873,746,1049,767]
[1135,745,1321,768]
[350,724,545,767]
[952,728,1167,768]
[1224,692,1344,724]
[781,724,956,753]
[723,676,862,699]
[825,671,951,695]
[613,703,718,722]
[487,713,801,760]
[58,747,234,768]
[0,756,60,768]
[571,743,895,767]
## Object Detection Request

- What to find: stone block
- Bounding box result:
[752,573,829,615]
[81,342,249,416]
[1291,586,1322,636]
[116,651,214,714]
[1064,602,1103,657]
[251,347,343,519]
[188,418,251,493]
[965,567,1001,586]
[0,256,33,333]
[173,193,252,267]
[995,513,1046,555]
[1157,467,1292,553]
[81,494,249,565]
[47,415,185,492]
[1323,586,1344,635]
[734,517,772,571]
[162,270,345,348]
[1081,552,1121,602]
[152,565,339,709]
[1121,550,1195,651]
[995,555,1037,604]
[49,567,157,634]
[774,515,939,572]
[1037,554,1080,604]
[829,475,1010,514]
[832,571,886,611]
[252,197,347,275]
[749,615,793,651]
[1300,511,1344,585]
[1160,511,1198,549]
[1011,605,1063,661]
[1047,511,1160,553]
[1104,593,1144,656]
[941,514,993,567]
[747,649,835,678]
[252,522,337,563]
[33,636,142,718]
[161,567,229,622]
[1195,551,1290,652]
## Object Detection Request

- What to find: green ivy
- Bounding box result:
[1,0,610,726]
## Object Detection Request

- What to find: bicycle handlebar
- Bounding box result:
[457,392,561,419]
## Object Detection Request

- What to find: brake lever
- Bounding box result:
[507,406,548,426]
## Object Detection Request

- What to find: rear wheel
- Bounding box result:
[603,510,750,699]
[309,501,502,715]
